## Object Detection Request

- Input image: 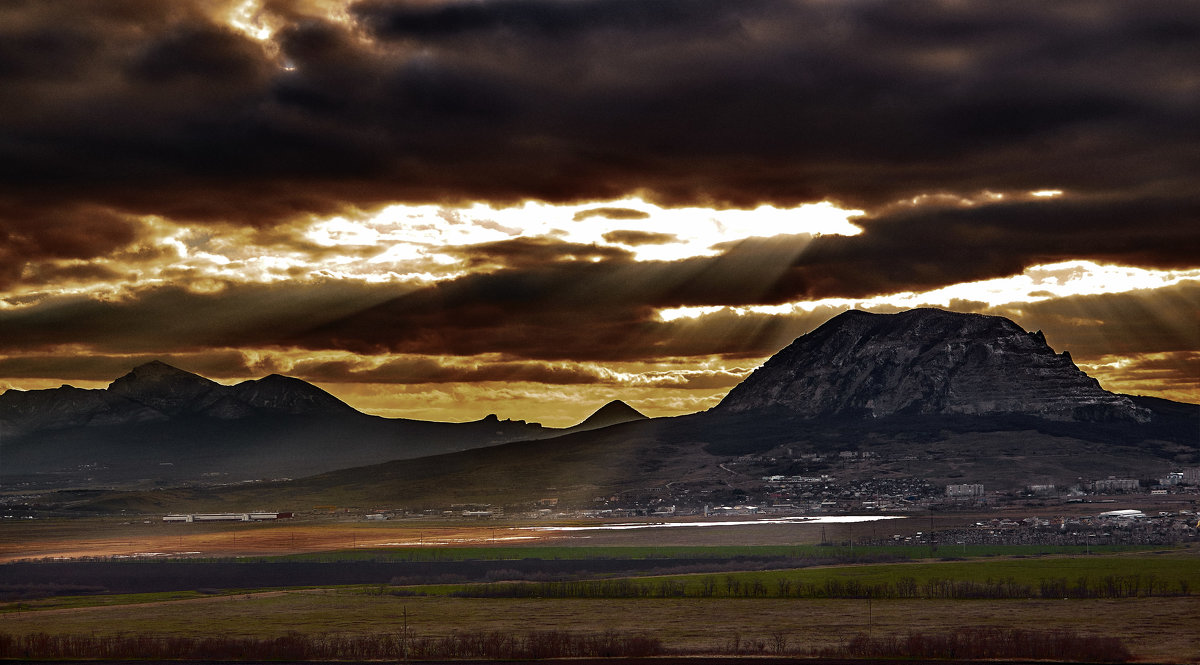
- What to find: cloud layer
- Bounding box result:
[0,0,1196,421]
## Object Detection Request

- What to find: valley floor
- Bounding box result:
[4,495,1195,562]
[3,507,1198,662]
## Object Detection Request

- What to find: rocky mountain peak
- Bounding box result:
[716,308,1149,422]
[229,374,356,415]
[107,361,222,415]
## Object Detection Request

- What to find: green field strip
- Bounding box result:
[404,551,1200,599]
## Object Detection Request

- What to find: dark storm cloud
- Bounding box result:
[0,280,402,354]
[0,351,265,383]
[448,236,633,269]
[2,0,1197,285]
[293,357,610,385]
[602,230,678,246]
[767,192,1200,300]
[16,262,128,287]
[574,208,652,222]
[0,204,140,287]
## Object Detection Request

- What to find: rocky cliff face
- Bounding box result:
[716,308,1149,422]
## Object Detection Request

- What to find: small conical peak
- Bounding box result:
[256,373,304,385]
[591,400,646,420]
[569,400,647,431]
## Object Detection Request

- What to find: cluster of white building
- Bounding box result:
[163,512,292,523]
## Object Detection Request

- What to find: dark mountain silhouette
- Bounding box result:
[226,374,359,417]
[57,309,1197,514]
[105,360,226,418]
[716,308,1148,422]
[2,362,361,436]
[564,400,648,433]
[0,362,558,487]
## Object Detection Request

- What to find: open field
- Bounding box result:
[2,588,1197,662]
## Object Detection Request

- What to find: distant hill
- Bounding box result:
[65,309,1197,514]
[563,400,648,433]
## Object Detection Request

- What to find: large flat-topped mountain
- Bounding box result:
[717,309,1148,422]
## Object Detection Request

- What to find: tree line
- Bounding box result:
[833,627,1131,662]
[0,627,1130,661]
[0,630,663,660]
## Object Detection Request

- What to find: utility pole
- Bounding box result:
[929,510,937,555]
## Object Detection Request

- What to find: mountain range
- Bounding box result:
[0,362,644,488]
[2,308,1195,510]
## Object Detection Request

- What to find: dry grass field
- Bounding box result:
[4,588,1198,662]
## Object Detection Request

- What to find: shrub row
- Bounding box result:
[0,630,663,660]
[830,627,1132,662]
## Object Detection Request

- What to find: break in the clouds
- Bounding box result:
[0,0,1197,422]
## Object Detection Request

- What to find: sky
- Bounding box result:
[0,0,1197,426]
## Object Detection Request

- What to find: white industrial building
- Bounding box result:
[163,512,292,523]
[946,483,984,498]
